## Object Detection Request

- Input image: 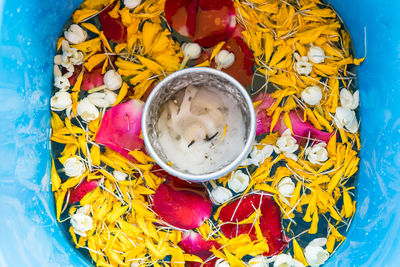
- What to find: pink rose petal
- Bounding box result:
[282,110,334,144]
[95,100,144,158]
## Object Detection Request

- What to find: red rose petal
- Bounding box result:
[165,0,237,47]
[179,231,220,259]
[218,38,254,87]
[165,0,198,37]
[81,67,104,91]
[219,194,288,256]
[69,179,98,203]
[95,100,144,158]
[195,37,255,87]
[192,0,236,47]
[153,180,212,230]
[67,64,82,86]
[99,3,127,43]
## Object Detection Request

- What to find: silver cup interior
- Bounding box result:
[142,67,256,182]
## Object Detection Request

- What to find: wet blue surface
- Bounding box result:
[0,0,399,266]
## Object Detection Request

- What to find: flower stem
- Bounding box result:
[88,85,107,94]
[179,56,190,70]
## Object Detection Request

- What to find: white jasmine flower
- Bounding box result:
[63,157,86,177]
[340,88,359,110]
[124,0,141,9]
[334,107,358,133]
[104,90,117,106]
[54,54,63,65]
[215,50,235,69]
[54,65,62,77]
[113,170,128,181]
[54,40,84,73]
[87,92,113,108]
[304,238,330,267]
[88,90,118,107]
[274,254,305,267]
[69,49,85,65]
[51,91,72,111]
[248,255,275,266]
[64,24,88,45]
[240,145,274,166]
[274,129,299,161]
[104,69,122,91]
[70,209,93,237]
[301,85,322,106]
[307,46,325,64]
[210,186,233,205]
[278,177,295,197]
[305,142,328,165]
[182,42,202,60]
[294,53,312,76]
[77,98,100,122]
[215,259,230,267]
[54,75,71,91]
[76,205,90,215]
[228,170,250,193]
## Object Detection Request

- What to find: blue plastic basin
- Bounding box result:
[0,0,399,266]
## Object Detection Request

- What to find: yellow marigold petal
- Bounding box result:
[308,209,319,234]
[90,145,101,166]
[101,56,109,74]
[108,0,120,19]
[99,31,113,52]
[293,238,308,266]
[183,254,203,263]
[195,60,211,67]
[142,22,162,54]
[270,107,282,132]
[136,55,163,74]
[81,22,100,34]
[354,57,365,65]
[72,72,83,92]
[327,133,337,156]
[171,248,185,267]
[57,37,64,51]
[55,190,67,222]
[133,79,154,99]
[72,9,99,24]
[225,249,246,267]
[211,41,226,60]
[327,167,345,194]
[128,149,155,164]
[326,234,336,253]
[264,32,274,63]
[342,189,353,218]
[51,112,65,131]
[283,112,293,134]
[114,82,128,106]
[313,109,333,132]
[72,37,102,54]
[85,53,107,72]
[115,43,127,54]
[51,158,62,192]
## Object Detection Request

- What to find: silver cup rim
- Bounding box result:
[142,67,256,182]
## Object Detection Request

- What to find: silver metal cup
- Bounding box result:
[142,67,256,182]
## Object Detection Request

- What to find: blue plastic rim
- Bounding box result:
[0,0,399,266]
